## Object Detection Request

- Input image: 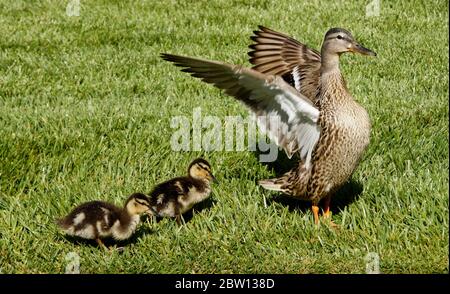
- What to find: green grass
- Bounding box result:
[0,0,448,273]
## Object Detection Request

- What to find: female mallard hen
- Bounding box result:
[147,158,216,225]
[57,193,151,248]
[161,26,376,226]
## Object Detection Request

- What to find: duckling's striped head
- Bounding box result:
[188,158,216,183]
[322,28,376,57]
[125,193,151,215]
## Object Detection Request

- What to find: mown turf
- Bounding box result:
[0,0,448,273]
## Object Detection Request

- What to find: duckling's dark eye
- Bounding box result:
[337,35,343,40]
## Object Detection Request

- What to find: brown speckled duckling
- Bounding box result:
[161,26,376,226]
[57,193,151,248]
[147,158,216,225]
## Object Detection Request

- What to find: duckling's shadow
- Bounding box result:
[266,179,364,214]
[59,225,154,249]
[185,196,217,223]
[151,197,217,225]
[116,224,154,247]
[60,235,97,248]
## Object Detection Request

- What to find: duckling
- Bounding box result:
[57,193,151,248]
[147,158,216,225]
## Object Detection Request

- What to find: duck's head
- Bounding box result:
[322,28,376,57]
[125,193,152,215]
[188,158,217,183]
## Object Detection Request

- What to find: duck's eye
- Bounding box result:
[337,35,343,40]
[135,200,146,207]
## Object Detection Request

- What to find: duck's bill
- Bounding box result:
[211,174,218,183]
[350,43,377,56]
[145,207,157,216]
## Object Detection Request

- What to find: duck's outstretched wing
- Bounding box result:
[248,26,321,102]
[161,53,321,167]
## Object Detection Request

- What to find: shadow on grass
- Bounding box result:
[266,179,363,215]
[253,148,364,214]
[59,222,154,249]
[148,196,217,225]
[254,147,298,177]
[184,196,217,223]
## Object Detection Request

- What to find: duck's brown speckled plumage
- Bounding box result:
[277,70,371,205]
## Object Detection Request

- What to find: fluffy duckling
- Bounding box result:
[57,193,151,248]
[147,158,216,225]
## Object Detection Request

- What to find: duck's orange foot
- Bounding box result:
[322,212,339,228]
[321,196,339,228]
[312,205,320,227]
[326,219,340,229]
[96,238,105,247]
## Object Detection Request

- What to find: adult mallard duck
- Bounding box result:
[147,158,216,225]
[161,26,376,226]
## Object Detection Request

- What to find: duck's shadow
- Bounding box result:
[253,149,363,214]
[254,145,298,177]
[266,179,363,214]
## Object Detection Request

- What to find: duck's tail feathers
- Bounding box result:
[258,178,288,192]
[55,217,69,229]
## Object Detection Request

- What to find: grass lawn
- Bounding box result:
[0,0,448,273]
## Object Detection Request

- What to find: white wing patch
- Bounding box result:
[157,201,177,218]
[72,213,85,226]
[178,185,211,214]
[157,194,165,205]
[292,66,301,92]
[244,75,320,167]
[73,224,95,239]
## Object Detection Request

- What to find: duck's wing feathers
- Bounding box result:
[161,54,321,166]
[150,177,187,201]
[57,201,119,233]
[248,26,321,102]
